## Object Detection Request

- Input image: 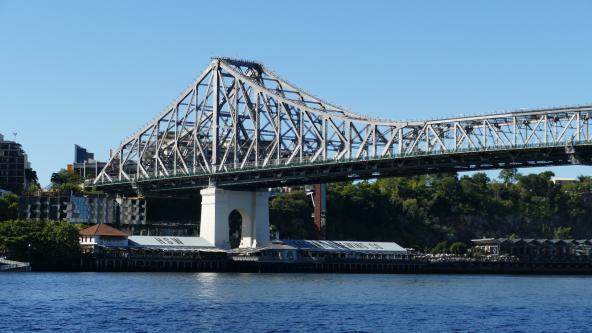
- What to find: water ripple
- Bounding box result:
[1,273,592,332]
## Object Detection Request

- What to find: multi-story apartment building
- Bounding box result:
[0,133,33,194]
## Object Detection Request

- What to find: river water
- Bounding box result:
[1,272,591,332]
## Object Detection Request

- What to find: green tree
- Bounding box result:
[269,190,314,239]
[499,168,521,185]
[269,224,279,240]
[430,241,448,254]
[0,194,18,221]
[449,241,467,255]
[50,169,82,192]
[25,168,39,187]
[23,183,41,195]
[553,226,572,239]
[0,220,82,270]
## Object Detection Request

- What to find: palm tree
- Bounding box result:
[25,169,38,186]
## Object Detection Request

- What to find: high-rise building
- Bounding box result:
[0,133,33,194]
[68,144,106,180]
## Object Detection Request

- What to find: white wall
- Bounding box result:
[79,236,128,247]
[200,187,270,249]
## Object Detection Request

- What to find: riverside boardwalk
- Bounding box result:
[0,257,30,272]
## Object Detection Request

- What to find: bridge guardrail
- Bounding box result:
[95,139,592,186]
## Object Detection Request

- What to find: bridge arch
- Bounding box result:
[228,208,255,249]
[228,209,242,249]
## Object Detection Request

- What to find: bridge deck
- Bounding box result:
[94,140,592,194]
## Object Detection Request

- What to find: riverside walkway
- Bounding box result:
[0,257,31,272]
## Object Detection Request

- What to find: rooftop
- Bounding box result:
[471,238,592,245]
[79,224,128,237]
[128,236,215,249]
[280,240,407,253]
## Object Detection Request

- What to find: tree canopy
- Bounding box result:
[50,169,83,193]
[269,172,592,250]
[0,194,18,221]
[0,220,82,270]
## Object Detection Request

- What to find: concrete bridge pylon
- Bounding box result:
[199,187,270,249]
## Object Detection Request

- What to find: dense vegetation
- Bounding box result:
[270,191,317,238]
[0,169,103,271]
[0,193,18,221]
[0,220,82,270]
[271,170,592,251]
[49,169,101,195]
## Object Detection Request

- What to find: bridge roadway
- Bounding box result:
[92,58,592,195]
[95,140,592,195]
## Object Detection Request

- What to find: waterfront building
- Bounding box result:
[247,241,299,261]
[551,177,577,186]
[575,239,592,256]
[471,238,501,255]
[78,224,227,271]
[0,133,34,194]
[79,224,129,252]
[471,238,592,259]
[128,235,217,251]
[239,239,409,262]
[78,226,415,273]
[79,224,219,252]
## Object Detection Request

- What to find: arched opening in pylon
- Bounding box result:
[228,209,243,249]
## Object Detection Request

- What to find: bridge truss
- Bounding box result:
[94,58,592,193]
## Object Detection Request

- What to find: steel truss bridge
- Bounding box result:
[94,58,592,194]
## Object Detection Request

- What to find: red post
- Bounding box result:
[312,184,326,240]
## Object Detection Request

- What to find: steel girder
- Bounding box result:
[93,58,592,192]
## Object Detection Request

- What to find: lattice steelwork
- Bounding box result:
[94,58,592,192]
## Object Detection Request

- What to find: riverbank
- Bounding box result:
[77,253,592,275]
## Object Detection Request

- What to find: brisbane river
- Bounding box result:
[2,273,592,332]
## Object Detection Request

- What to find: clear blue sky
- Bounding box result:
[1,0,591,186]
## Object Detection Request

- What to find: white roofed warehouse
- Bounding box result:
[229,239,418,273]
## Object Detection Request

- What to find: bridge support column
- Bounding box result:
[199,187,270,249]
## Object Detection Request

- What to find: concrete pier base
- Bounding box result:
[199,187,270,249]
